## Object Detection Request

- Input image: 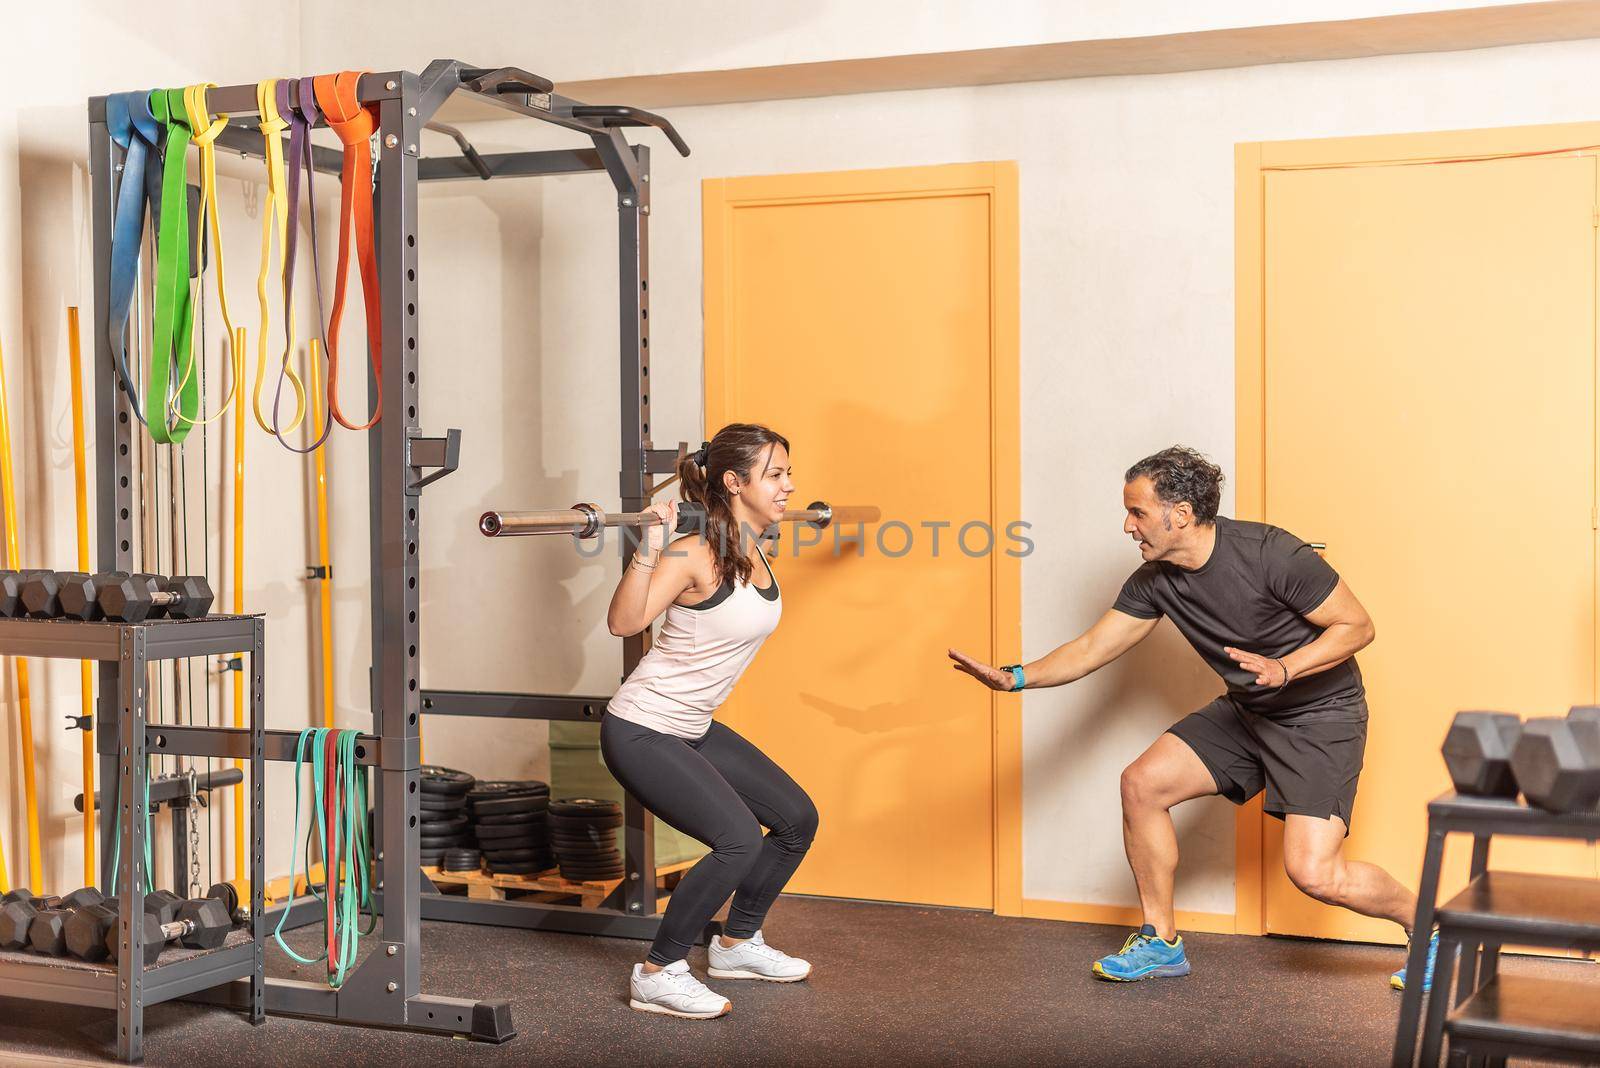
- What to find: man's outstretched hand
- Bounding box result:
[949,648,1015,691]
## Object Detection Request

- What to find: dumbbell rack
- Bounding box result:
[1392,791,1600,1066]
[0,614,265,1063]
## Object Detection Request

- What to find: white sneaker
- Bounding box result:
[707,930,812,983]
[628,960,731,1020]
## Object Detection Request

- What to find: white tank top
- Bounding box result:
[606,549,783,739]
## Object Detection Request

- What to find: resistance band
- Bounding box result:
[107,777,156,897]
[147,89,199,443]
[105,91,162,425]
[273,729,373,987]
[169,83,244,430]
[252,79,306,439]
[0,335,41,891]
[277,79,333,453]
[67,307,96,884]
[314,71,383,430]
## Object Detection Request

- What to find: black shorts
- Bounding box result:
[1167,694,1368,833]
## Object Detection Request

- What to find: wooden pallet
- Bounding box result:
[423,859,695,909]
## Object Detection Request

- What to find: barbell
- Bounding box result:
[479,499,879,539]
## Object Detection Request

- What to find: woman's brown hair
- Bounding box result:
[676,423,789,588]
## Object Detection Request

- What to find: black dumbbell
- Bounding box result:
[61,888,193,961]
[59,571,129,622]
[0,570,56,618]
[79,886,239,963]
[0,894,43,950]
[25,887,103,956]
[1442,711,1523,798]
[105,896,233,965]
[21,571,97,619]
[0,889,81,953]
[25,908,73,955]
[64,899,120,961]
[143,888,184,924]
[99,574,214,623]
[1511,705,1600,812]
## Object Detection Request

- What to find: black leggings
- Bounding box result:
[600,714,819,965]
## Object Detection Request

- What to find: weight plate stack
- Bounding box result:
[417,765,475,836]
[548,798,624,881]
[440,848,482,874]
[420,794,469,817]
[467,780,552,873]
[420,765,475,796]
[418,813,469,838]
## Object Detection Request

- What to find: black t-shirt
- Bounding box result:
[1112,516,1364,718]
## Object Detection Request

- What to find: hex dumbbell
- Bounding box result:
[60,888,183,961]
[20,571,77,618]
[59,571,129,621]
[1442,711,1523,798]
[0,570,56,618]
[1511,706,1600,812]
[98,574,214,623]
[64,899,120,961]
[23,887,104,956]
[0,892,46,950]
[104,897,233,965]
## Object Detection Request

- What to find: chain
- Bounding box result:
[187,766,203,897]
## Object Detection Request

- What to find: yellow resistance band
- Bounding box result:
[68,307,95,885]
[171,83,244,430]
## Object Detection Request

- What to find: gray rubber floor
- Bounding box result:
[0,895,1586,1066]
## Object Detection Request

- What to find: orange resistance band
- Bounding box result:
[314,71,383,431]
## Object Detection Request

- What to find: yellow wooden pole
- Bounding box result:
[67,307,95,886]
[309,341,334,729]
[0,335,43,892]
[231,325,246,888]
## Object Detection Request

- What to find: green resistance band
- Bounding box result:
[146,88,200,443]
[274,728,374,988]
[108,770,156,897]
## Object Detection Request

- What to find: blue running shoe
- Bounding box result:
[1390,930,1439,992]
[1092,924,1191,982]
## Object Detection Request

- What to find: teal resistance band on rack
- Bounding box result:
[107,774,156,897]
[273,728,374,988]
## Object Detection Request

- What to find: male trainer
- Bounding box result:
[950,446,1438,990]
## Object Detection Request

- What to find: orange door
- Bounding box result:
[702,163,1019,909]
[1258,151,1599,941]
